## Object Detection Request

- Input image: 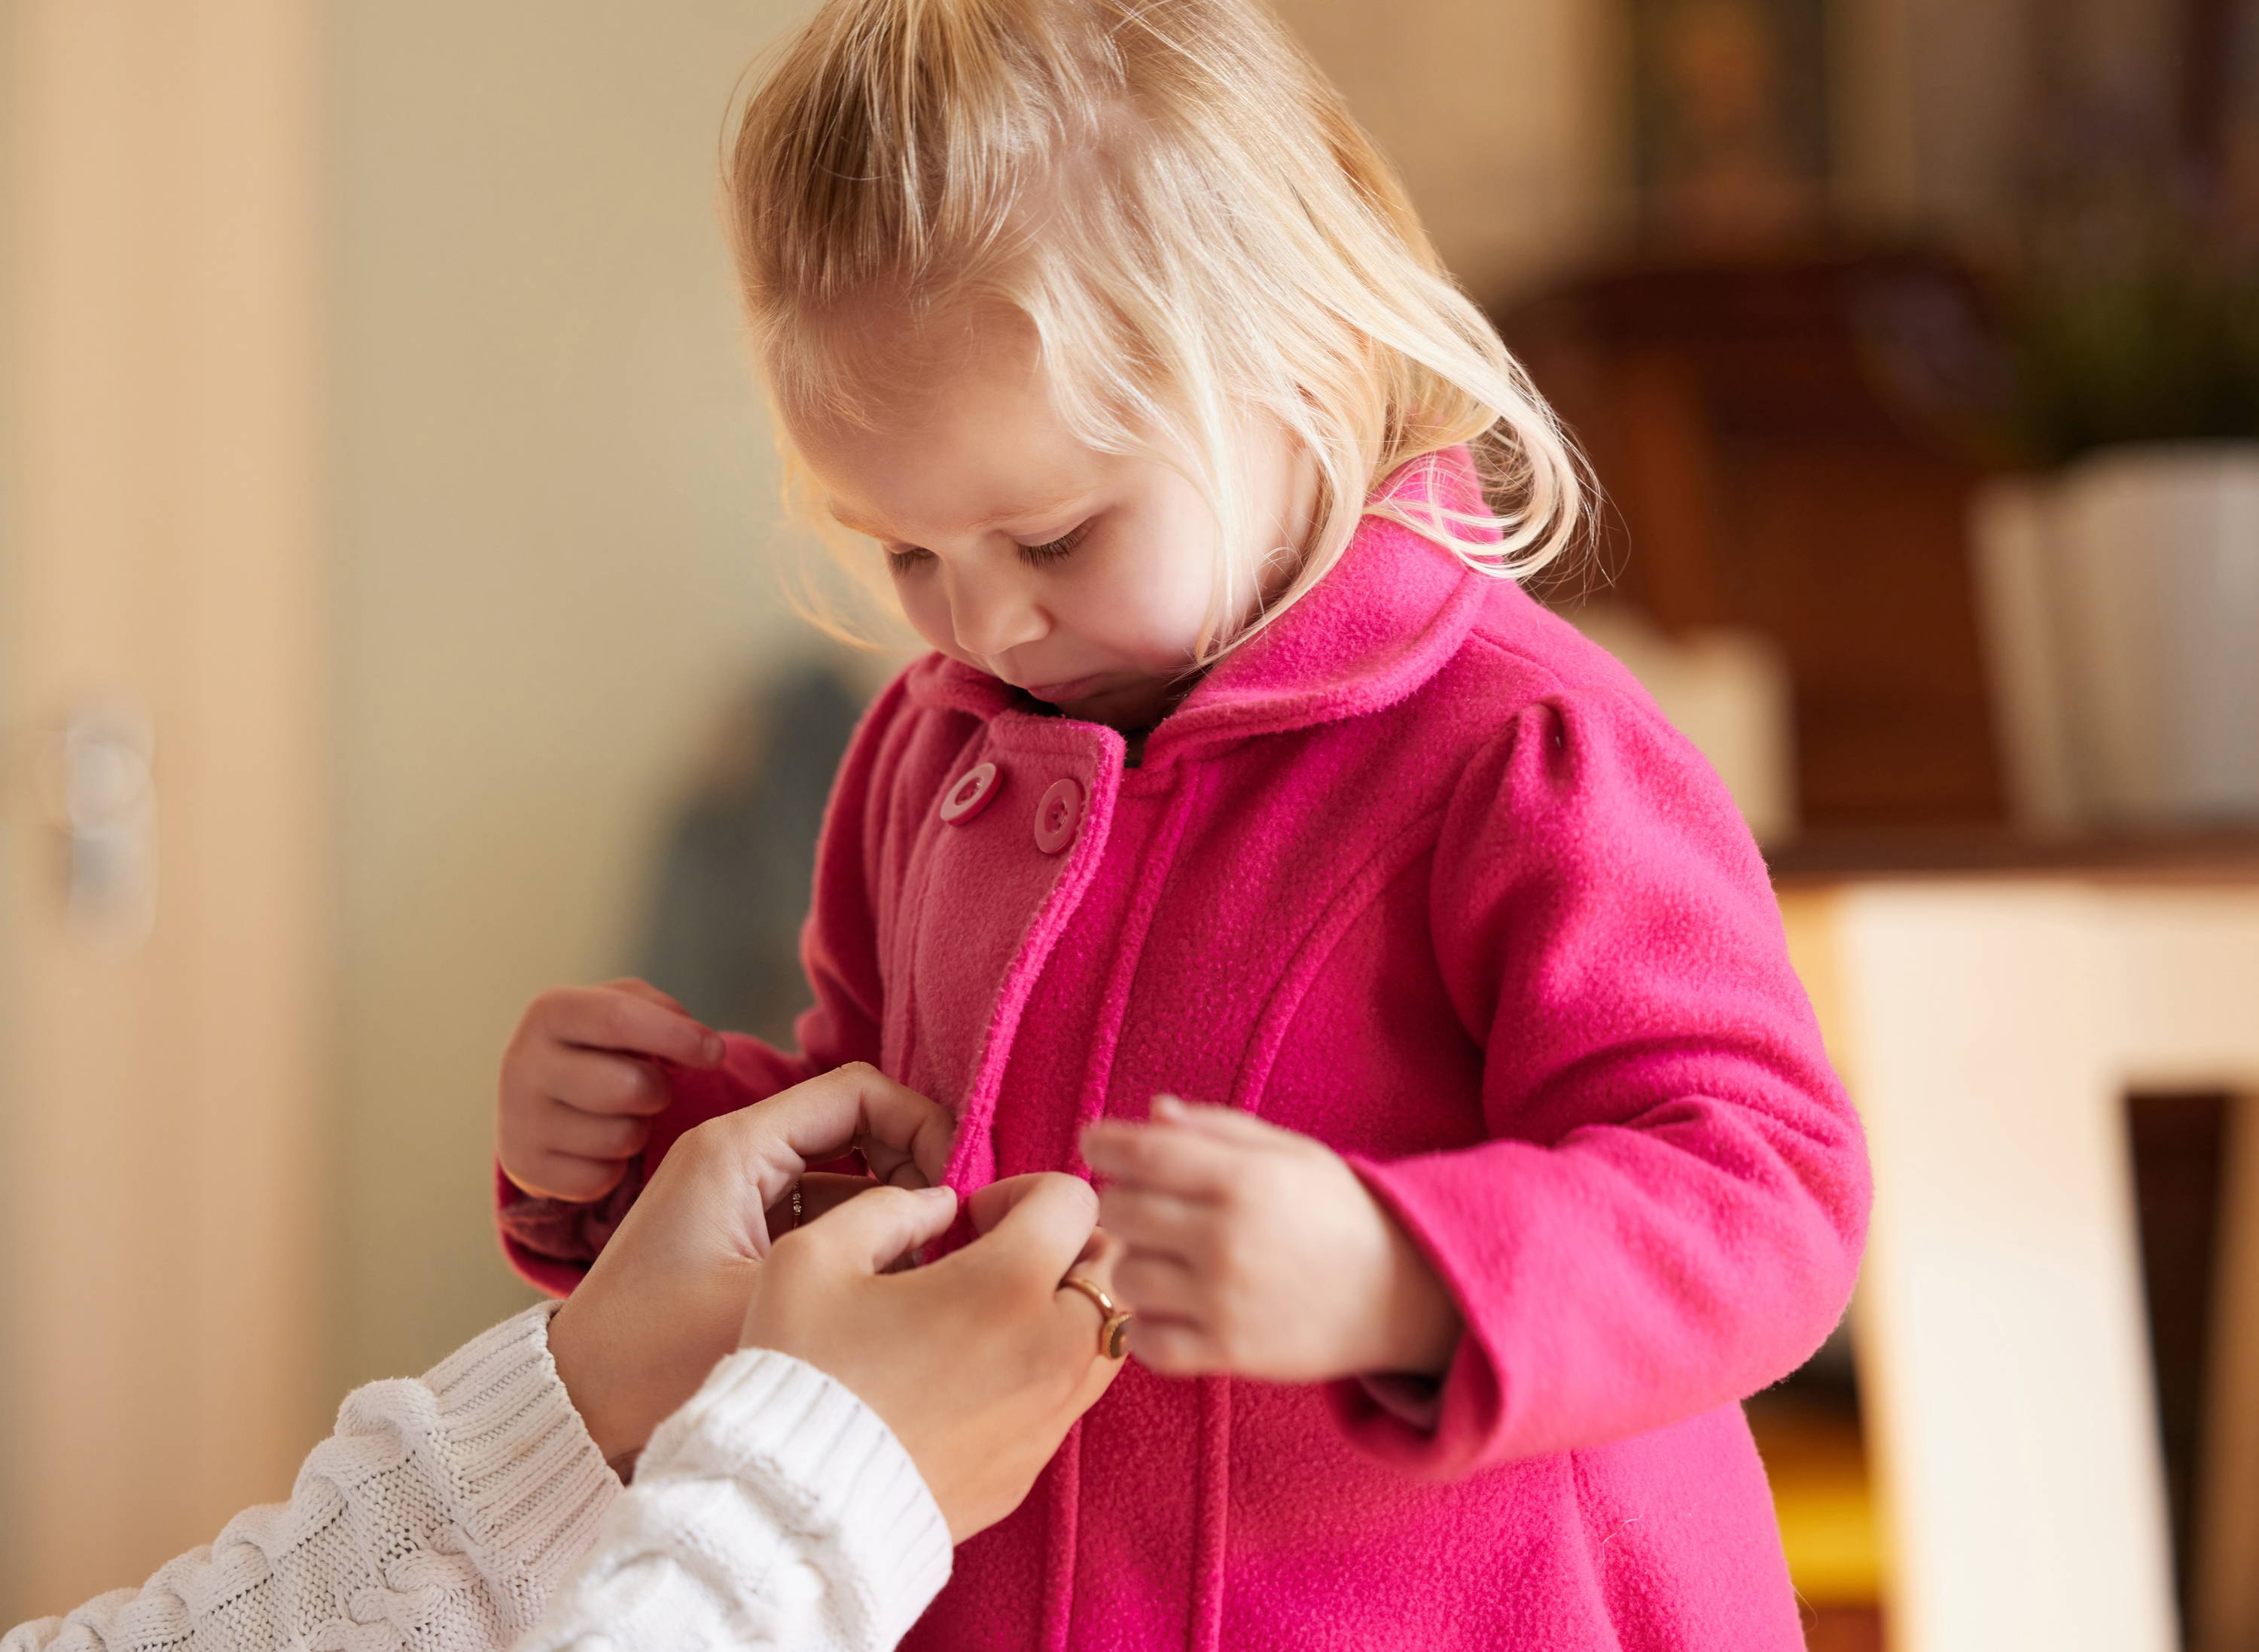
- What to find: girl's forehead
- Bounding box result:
[791,379,1108,545]
[788,306,1052,441]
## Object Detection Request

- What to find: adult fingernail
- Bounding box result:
[1152,1094,1184,1117]
[916,1184,956,1205]
[700,1033,725,1063]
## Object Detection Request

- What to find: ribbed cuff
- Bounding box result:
[420,1301,620,1629]
[640,1347,953,1650]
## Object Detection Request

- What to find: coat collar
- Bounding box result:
[902,443,1492,756]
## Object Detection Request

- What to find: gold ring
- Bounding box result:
[788,1182,803,1229]
[1059,1274,1133,1360]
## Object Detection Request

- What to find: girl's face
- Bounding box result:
[785,306,1317,733]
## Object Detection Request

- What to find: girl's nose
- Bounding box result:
[947,567,1047,662]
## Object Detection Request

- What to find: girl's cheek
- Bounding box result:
[894,581,953,654]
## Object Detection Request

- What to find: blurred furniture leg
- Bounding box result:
[2197,1087,2259,1652]
[1780,872,2259,1652]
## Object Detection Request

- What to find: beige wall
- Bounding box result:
[326,0,828,1390]
[1275,0,1630,301]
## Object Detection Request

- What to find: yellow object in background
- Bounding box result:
[1747,1394,1884,1607]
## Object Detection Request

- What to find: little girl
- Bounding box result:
[494,2,1870,1648]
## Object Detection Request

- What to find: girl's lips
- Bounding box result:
[1020,674,1111,703]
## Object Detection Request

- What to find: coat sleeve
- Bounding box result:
[497,672,911,1296]
[1327,684,1870,1477]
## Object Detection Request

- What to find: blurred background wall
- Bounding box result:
[324,0,816,1413]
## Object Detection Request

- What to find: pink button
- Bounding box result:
[1033,776,1083,854]
[938,761,1000,824]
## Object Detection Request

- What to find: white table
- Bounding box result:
[1776,840,2259,1652]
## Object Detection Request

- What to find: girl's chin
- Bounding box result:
[1062,679,1186,733]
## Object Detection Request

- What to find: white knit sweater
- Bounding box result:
[2,1302,953,1652]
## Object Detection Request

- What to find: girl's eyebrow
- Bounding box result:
[826,485,1091,539]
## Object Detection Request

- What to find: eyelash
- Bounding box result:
[1017,521,1091,565]
[883,520,1091,575]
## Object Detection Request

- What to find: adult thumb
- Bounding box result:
[803,1183,959,1275]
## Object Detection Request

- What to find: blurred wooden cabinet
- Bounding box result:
[1501,255,2011,831]
[0,0,330,1617]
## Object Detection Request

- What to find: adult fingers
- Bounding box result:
[1093,1184,1206,1260]
[758,1065,955,1190]
[545,985,724,1068]
[962,1174,1101,1285]
[523,1047,671,1117]
[1078,1117,1245,1199]
[793,1172,883,1227]
[762,1172,882,1240]
[787,1184,959,1276]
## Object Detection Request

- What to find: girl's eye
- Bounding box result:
[883,545,934,575]
[1017,520,1091,567]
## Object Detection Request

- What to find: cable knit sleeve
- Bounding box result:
[5,1309,952,1652]
[498,671,915,1297]
[1327,684,1872,1477]
[518,1349,953,1652]
[2,1301,618,1652]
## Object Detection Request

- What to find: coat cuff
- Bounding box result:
[639,1347,953,1649]
[409,1300,620,1621]
[1324,1154,1508,1479]
[495,1163,645,1298]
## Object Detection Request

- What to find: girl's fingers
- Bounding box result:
[1093,1184,1208,1260]
[1148,1093,1293,1145]
[1125,1315,1217,1376]
[604,977,694,1018]
[1113,1249,1202,1320]
[1079,1117,1245,1198]
[543,1102,651,1163]
[545,985,725,1068]
[526,1048,672,1117]
[514,1150,631,1204]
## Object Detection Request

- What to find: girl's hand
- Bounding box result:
[1079,1096,1462,1383]
[497,978,727,1202]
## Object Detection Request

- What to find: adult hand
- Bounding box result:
[742,1172,1126,1543]
[546,1062,954,1469]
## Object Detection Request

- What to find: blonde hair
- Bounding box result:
[726,0,1590,660]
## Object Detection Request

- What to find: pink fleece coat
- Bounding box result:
[499,443,1870,1651]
